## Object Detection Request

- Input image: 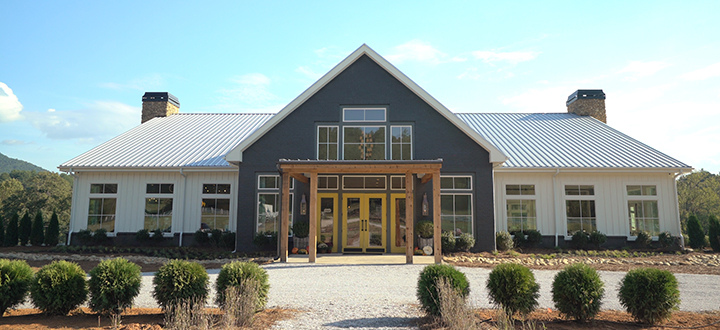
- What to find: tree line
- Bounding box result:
[677,169,720,234]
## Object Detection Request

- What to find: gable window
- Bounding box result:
[343,108,386,122]
[505,184,537,233]
[440,175,473,236]
[145,183,174,233]
[88,183,117,233]
[391,126,412,160]
[201,184,231,231]
[627,185,659,236]
[565,184,596,235]
[343,126,386,160]
[317,126,339,160]
[256,175,293,235]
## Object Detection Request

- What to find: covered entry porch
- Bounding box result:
[277,160,444,264]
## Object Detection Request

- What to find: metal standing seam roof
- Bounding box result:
[456,113,691,169]
[59,113,273,169]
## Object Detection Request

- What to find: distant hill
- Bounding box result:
[0,152,47,173]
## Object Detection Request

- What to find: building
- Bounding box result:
[59,44,691,263]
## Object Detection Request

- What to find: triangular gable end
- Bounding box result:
[225,44,507,165]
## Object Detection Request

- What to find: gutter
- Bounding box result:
[65,168,79,246]
[673,170,691,248]
[553,169,560,247]
[179,168,187,247]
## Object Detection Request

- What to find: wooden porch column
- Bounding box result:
[405,172,414,264]
[308,172,318,263]
[280,173,290,262]
[433,170,442,264]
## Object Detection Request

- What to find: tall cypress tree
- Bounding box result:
[5,213,19,247]
[0,215,5,247]
[45,211,60,246]
[687,215,706,249]
[708,215,720,252]
[18,212,32,246]
[31,211,45,246]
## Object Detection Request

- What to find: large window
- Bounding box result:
[506,184,537,232]
[343,126,385,160]
[440,175,473,236]
[201,184,231,231]
[391,126,412,160]
[145,183,173,233]
[627,185,659,236]
[565,184,596,235]
[256,176,293,235]
[88,183,117,232]
[317,126,338,160]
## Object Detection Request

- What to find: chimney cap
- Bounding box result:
[142,92,180,107]
[566,89,605,106]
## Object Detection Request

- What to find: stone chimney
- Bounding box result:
[141,92,180,123]
[566,89,606,123]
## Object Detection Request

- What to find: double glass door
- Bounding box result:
[343,194,386,253]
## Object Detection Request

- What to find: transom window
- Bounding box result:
[317,126,339,160]
[203,183,230,194]
[343,126,386,160]
[342,176,387,190]
[146,183,174,194]
[343,108,386,122]
[258,175,293,190]
[627,185,657,196]
[565,185,594,196]
[506,184,535,196]
[506,184,537,233]
[440,176,472,190]
[90,183,117,194]
[391,126,412,160]
[390,175,413,190]
[318,175,339,190]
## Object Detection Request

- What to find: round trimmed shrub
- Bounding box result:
[88,258,142,316]
[215,261,269,310]
[93,228,109,245]
[152,260,209,309]
[635,231,652,249]
[511,231,527,248]
[135,229,150,243]
[455,233,475,252]
[589,231,607,250]
[416,221,434,239]
[0,259,34,316]
[496,231,513,251]
[292,221,309,238]
[30,260,88,315]
[151,229,164,244]
[194,230,210,246]
[618,268,680,324]
[571,231,589,250]
[525,230,543,248]
[441,231,456,253]
[486,263,539,316]
[658,231,675,249]
[552,264,604,321]
[417,264,470,316]
[76,229,93,245]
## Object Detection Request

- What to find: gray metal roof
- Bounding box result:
[60,113,272,169]
[457,113,691,169]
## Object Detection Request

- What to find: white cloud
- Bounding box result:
[618,61,669,81]
[216,73,278,109]
[471,50,539,64]
[500,86,573,112]
[1,139,34,146]
[386,40,447,65]
[0,82,23,122]
[25,101,139,140]
[99,74,164,91]
[295,66,323,80]
[681,62,720,81]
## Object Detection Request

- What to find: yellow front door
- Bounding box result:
[343,194,386,253]
[316,193,338,253]
[390,194,408,253]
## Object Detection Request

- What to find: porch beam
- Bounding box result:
[289,173,309,184]
[280,173,290,262]
[420,173,433,184]
[405,172,414,264]
[432,169,442,264]
[308,172,318,263]
[279,163,442,174]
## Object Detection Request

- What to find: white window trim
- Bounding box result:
[317,125,339,160]
[342,175,387,190]
[318,175,339,190]
[256,192,293,234]
[258,175,293,190]
[201,182,234,232]
[88,184,118,235]
[342,107,387,122]
[390,175,414,190]
[390,125,413,160]
[504,184,537,233]
[563,183,597,239]
[440,192,474,237]
[342,126,387,160]
[625,184,661,239]
[440,175,473,191]
[144,183,175,234]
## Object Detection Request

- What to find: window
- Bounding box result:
[317,126,339,160]
[627,185,659,236]
[505,184,537,232]
[145,183,173,232]
[318,175,339,190]
[256,176,293,235]
[441,176,472,190]
[342,176,386,190]
[88,184,117,232]
[390,175,413,190]
[343,126,385,160]
[565,184,596,235]
[440,175,473,236]
[391,126,412,160]
[343,108,386,122]
[565,185,594,196]
[258,175,293,190]
[201,184,231,231]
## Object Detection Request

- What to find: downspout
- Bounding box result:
[179,168,187,247]
[66,168,79,246]
[673,171,685,248]
[553,169,560,247]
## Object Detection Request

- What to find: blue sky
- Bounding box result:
[1,1,719,173]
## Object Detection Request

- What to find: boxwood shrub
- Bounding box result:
[635,231,652,249]
[215,261,269,310]
[486,263,539,316]
[552,263,604,321]
[496,231,513,251]
[589,231,607,250]
[441,231,456,253]
[0,259,34,316]
[618,268,680,324]
[571,231,589,250]
[454,233,475,252]
[30,260,88,315]
[88,258,142,316]
[416,264,470,316]
[152,260,209,310]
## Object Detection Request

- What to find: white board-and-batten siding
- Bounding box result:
[69,170,238,236]
[494,171,681,238]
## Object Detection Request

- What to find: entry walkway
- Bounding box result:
[286,253,436,265]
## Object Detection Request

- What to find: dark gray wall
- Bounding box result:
[236,54,495,252]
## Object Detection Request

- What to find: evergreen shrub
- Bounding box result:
[571,231,589,250]
[658,231,676,250]
[292,221,309,238]
[0,215,5,247]
[496,231,513,251]
[151,229,164,244]
[30,211,44,246]
[194,230,210,246]
[486,263,539,316]
[44,212,60,246]
[511,231,527,248]
[4,213,18,247]
[88,258,142,316]
[18,212,31,246]
[708,215,720,252]
[210,229,223,247]
[215,261,269,310]
[135,229,150,243]
[635,231,652,249]
[30,260,87,315]
[416,264,470,316]
[221,231,236,249]
[618,268,680,324]
[589,231,607,250]
[416,221,434,239]
[525,229,543,248]
[687,215,705,249]
[441,231,455,253]
[0,259,34,316]
[152,260,209,310]
[93,228,109,245]
[455,233,475,252]
[551,264,604,321]
[76,229,93,245]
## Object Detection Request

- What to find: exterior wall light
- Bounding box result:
[300,194,307,215]
[422,193,429,216]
